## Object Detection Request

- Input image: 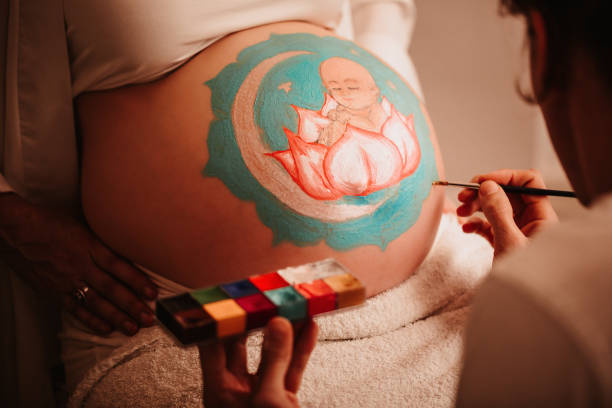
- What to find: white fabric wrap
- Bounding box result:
[1,0,79,212]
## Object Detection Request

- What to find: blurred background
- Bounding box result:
[409,0,585,220]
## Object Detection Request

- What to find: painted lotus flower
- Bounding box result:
[268,95,421,200]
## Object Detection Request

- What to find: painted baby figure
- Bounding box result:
[318,57,388,145]
[271,56,421,200]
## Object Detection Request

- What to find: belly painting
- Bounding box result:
[79,23,444,294]
[205,33,436,250]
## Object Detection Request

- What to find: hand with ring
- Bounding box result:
[0,193,158,335]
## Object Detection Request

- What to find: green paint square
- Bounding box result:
[190,286,228,305]
[263,286,307,321]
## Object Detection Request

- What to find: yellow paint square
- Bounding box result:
[203,299,247,337]
[323,273,366,308]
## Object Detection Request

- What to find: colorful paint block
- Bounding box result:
[156,269,365,345]
[203,299,247,338]
[190,286,228,304]
[264,286,307,321]
[155,294,216,344]
[322,273,366,308]
[249,272,289,291]
[235,293,277,330]
[295,279,336,316]
[221,279,260,298]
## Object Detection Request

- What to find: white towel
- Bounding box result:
[68,214,492,407]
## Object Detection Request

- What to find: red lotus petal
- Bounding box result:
[275,128,342,200]
[267,149,297,180]
[381,105,420,177]
[267,95,422,201]
[292,105,331,143]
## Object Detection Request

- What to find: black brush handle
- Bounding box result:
[500,184,576,197]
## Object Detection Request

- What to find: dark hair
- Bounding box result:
[500,0,612,102]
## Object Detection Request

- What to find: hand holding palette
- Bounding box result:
[156,268,365,345]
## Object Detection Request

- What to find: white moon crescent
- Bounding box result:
[231,51,383,222]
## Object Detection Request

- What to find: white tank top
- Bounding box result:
[65,0,347,96]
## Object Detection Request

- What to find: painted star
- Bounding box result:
[278,82,292,93]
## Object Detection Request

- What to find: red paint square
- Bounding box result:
[235,293,278,330]
[295,279,337,316]
[249,272,289,291]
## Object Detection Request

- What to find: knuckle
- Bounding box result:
[107,310,126,326]
[96,275,115,294]
[105,278,123,295]
[125,298,144,315]
[529,168,542,178]
[90,246,115,270]
[98,252,121,273]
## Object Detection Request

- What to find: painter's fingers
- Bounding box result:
[478,181,528,256]
[225,334,248,378]
[471,168,547,188]
[456,192,481,217]
[471,169,550,206]
[462,217,494,246]
[457,188,477,203]
[257,317,294,393]
[285,319,318,393]
[199,340,227,389]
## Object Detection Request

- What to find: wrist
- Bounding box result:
[0,193,40,246]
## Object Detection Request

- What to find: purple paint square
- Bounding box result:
[235,293,277,330]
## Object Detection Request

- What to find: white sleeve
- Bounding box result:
[350,0,424,99]
[0,0,14,194]
[0,174,15,193]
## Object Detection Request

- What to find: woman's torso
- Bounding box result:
[77,21,445,296]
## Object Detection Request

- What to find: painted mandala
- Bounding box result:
[204,33,438,250]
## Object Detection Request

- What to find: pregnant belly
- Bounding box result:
[78,22,445,296]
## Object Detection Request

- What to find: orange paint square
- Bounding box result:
[203,299,247,338]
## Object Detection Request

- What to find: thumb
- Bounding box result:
[257,317,294,393]
[479,180,527,255]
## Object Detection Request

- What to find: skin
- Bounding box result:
[0,192,157,335]
[200,9,612,407]
[77,22,446,298]
[0,22,441,339]
[199,318,318,408]
[318,58,388,146]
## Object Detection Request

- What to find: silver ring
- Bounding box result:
[72,285,90,306]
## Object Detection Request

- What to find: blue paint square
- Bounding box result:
[221,279,260,298]
[264,286,307,321]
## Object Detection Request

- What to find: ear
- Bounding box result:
[528,10,548,99]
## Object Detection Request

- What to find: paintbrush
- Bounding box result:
[432,180,577,198]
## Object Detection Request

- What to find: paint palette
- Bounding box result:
[156,270,365,345]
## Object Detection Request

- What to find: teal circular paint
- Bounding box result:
[204,33,438,250]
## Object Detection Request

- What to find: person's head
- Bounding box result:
[501,0,612,99]
[501,0,612,204]
[319,57,380,111]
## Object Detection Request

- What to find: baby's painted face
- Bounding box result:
[319,57,380,110]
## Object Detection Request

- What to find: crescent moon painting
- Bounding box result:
[204,33,438,250]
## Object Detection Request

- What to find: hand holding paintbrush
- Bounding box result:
[435,169,561,257]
